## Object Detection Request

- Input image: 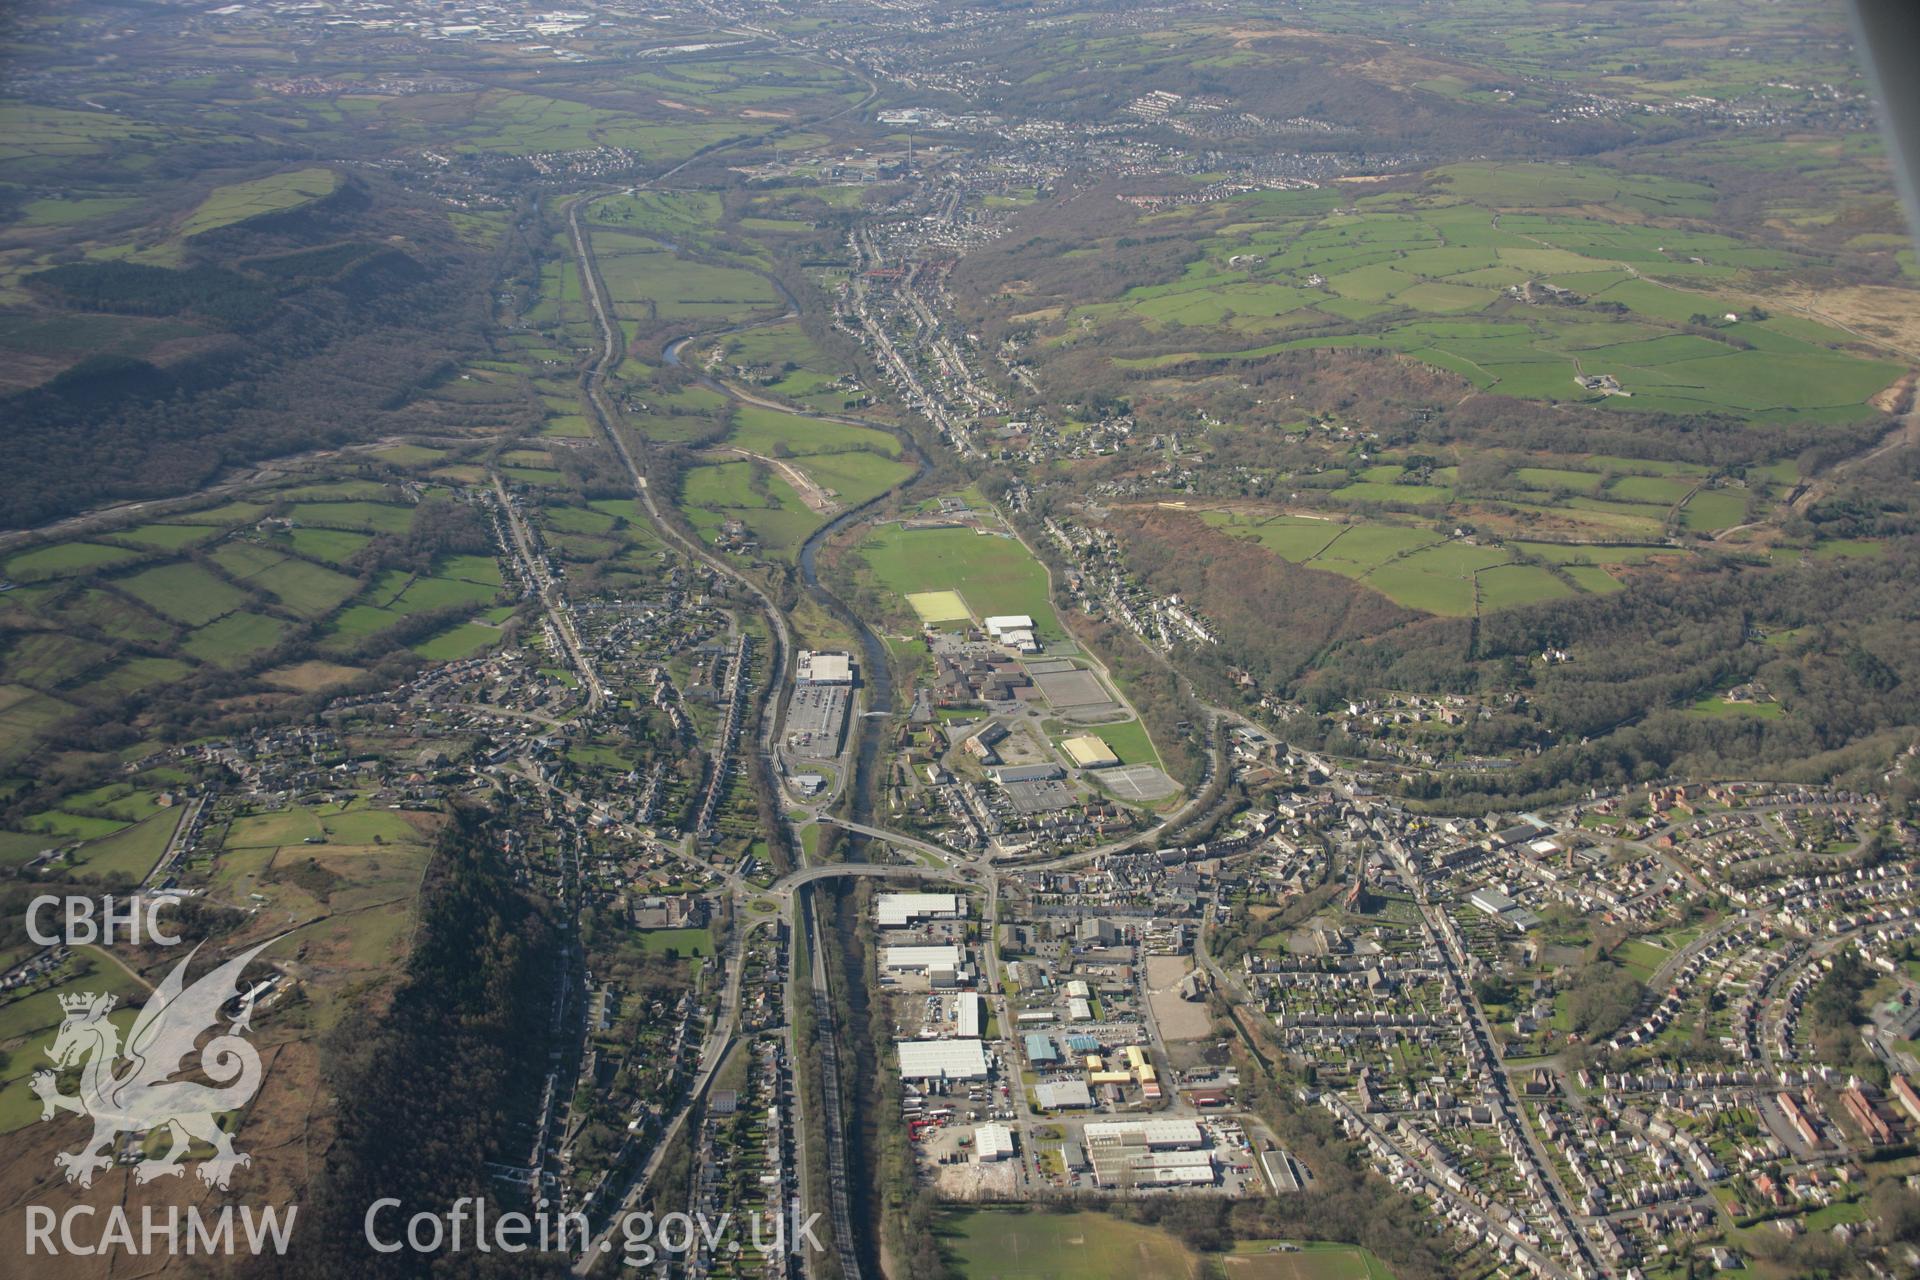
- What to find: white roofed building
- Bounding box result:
[883,944,965,973]
[974,1122,1016,1162]
[796,651,853,685]
[956,992,984,1038]
[876,893,967,928]
[1083,1119,1214,1187]
[1034,1079,1093,1110]
[1082,1119,1203,1148]
[896,1038,988,1081]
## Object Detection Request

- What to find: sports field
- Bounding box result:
[907,589,971,624]
[1220,1242,1396,1280]
[941,1210,1202,1280]
[858,525,1061,638]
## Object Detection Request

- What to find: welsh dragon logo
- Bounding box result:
[32,940,273,1190]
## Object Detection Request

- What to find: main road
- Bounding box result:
[491,472,605,711]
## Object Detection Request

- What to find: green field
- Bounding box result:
[1200,509,1604,615]
[1202,512,1346,561]
[211,542,361,617]
[797,449,913,508]
[182,611,290,667]
[635,927,715,958]
[595,236,779,325]
[413,620,504,661]
[681,460,821,556]
[727,404,903,460]
[943,1210,1201,1280]
[1679,490,1750,532]
[225,803,418,849]
[721,408,913,514]
[718,321,859,412]
[4,542,142,582]
[0,959,150,1134]
[177,167,339,239]
[1220,1242,1396,1280]
[1076,717,1161,769]
[108,522,215,552]
[283,527,374,565]
[1689,695,1785,720]
[286,501,414,535]
[2,632,110,687]
[857,525,1061,638]
[1098,172,1903,423]
[118,561,251,627]
[66,809,178,879]
[1616,939,1670,982]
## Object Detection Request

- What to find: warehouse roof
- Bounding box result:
[1034,1079,1093,1110]
[875,893,966,927]
[1062,734,1120,768]
[895,1038,988,1080]
[882,944,964,971]
[1083,1119,1203,1148]
[974,1123,1015,1161]
[796,650,853,684]
[956,992,984,1038]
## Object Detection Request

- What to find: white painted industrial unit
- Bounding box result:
[795,650,853,684]
[875,892,968,928]
[882,944,965,973]
[895,1038,989,1081]
[1082,1119,1204,1148]
[974,1122,1016,1162]
[955,992,985,1038]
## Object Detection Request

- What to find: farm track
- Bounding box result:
[696,445,841,516]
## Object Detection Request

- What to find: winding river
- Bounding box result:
[661,285,926,836]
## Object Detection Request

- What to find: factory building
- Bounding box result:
[895,1038,988,1082]
[795,651,853,685]
[875,892,967,928]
